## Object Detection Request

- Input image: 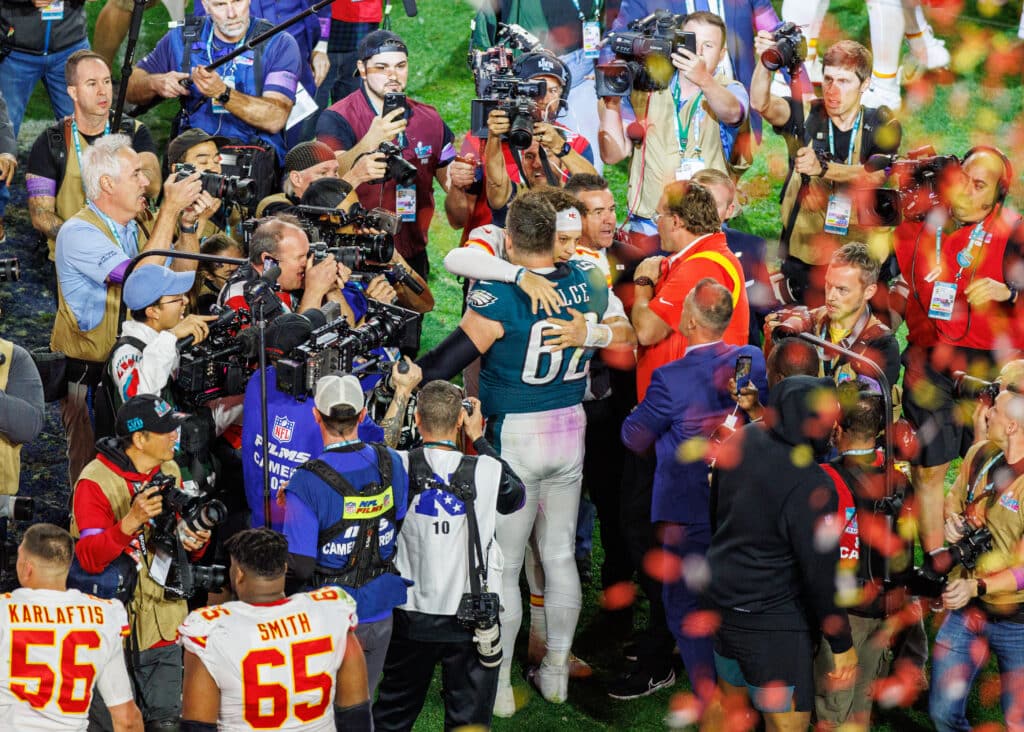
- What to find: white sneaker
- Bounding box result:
[907,26,950,70]
[862,73,902,111]
[532,661,569,704]
[493,683,517,718]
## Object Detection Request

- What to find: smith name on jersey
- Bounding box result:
[467,259,609,416]
[179,587,358,731]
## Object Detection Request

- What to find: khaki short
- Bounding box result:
[814,613,894,726]
[110,0,162,14]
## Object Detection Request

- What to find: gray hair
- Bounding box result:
[82,133,134,202]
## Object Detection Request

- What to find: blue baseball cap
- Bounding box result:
[123,265,195,311]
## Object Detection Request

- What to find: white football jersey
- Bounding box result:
[179,588,358,731]
[0,588,132,732]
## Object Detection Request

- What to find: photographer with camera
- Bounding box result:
[598,12,750,251]
[893,146,1024,553]
[167,128,248,243]
[929,386,1024,730]
[0,333,44,495]
[764,242,901,392]
[180,529,372,732]
[53,134,205,488]
[257,140,353,217]
[316,30,456,279]
[127,0,303,164]
[0,523,143,732]
[373,380,525,731]
[26,51,162,261]
[70,395,211,730]
[751,34,901,307]
[281,372,413,702]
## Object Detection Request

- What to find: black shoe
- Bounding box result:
[607,667,676,700]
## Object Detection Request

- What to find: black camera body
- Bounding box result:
[456,591,502,668]
[469,77,547,150]
[174,163,255,206]
[276,301,422,398]
[309,236,393,270]
[596,10,689,96]
[761,22,807,73]
[908,522,993,598]
[373,141,418,187]
[769,305,814,342]
[175,308,254,407]
[148,475,229,600]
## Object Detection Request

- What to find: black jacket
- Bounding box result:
[707,376,853,654]
[1,0,88,55]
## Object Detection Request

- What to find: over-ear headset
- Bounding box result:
[963,145,1014,203]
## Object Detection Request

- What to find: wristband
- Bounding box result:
[514,267,526,286]
[583,322,613,348]
[334,701,372,732]
[1007,285,1019,305]
[314,41,328,55]
[1012,566,1024,590]
[556,141,572,158]
[179,220,199,234]
[633,276,655,288]
[976,578,987,597]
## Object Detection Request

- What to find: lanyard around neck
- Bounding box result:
[672,79,704,154]
[828,110,862,165]
[967,451,1004,504]
[205,24,247,77]
[568,0,602,22]
[934,218,989,282]
[71,118,110,197]
[88,201,132,253]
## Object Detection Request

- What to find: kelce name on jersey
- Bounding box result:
[257,611,312,641]
[7,602,106,625]
[558,283,591,307]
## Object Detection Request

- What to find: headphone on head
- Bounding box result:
[963,145,1014,203]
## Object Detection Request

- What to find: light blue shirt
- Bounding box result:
[55,204,139,331]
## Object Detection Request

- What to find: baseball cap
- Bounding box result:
[315,373,364,417]
[358,30,408,61]
[123,265,196,311]
[285,141,336,173]
[167,128,230,167]
[116,394,189,437]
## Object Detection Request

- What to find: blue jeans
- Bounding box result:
[0,39,89,216]
[557,48,602,175]
[930,607,1024,731]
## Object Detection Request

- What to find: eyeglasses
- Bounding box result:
[158,296,188,307]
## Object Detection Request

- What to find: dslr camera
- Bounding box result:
[760,22,807,74]
[952,371,1001,407]
[595,10,693,96]
[372,141,418,187]
[908,519,993,598]
[768,305,814,341]
[174,163,255,207]
[456,592,502,668]
[147,473,229,600]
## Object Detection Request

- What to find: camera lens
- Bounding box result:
[761,46,786,72]
[507,113,534,150]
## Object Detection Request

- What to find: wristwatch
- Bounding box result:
[179,220,199,234]
[215,87,232,105]
[555,141,572,158]
[633,276,655,288]
[976,578,988,597]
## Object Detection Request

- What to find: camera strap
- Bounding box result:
[967,448,1005,505]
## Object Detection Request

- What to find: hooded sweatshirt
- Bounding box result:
[706,376,853,654]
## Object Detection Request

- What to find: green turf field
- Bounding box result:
[18,0,1024,727]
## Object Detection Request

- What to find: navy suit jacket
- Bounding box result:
[609,0,780,141]
[621,341,768,524]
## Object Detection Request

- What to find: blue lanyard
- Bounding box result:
[967,451,1004,503]
[935,219,988,281]
[88,201,133,254]
[71,118,110,198]
[828,110,862,165]
[324,439,362,451]
[568,0,602,22]
[423,440,458,450]
[205,25,246,80]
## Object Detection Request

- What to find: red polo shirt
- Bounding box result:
[636,231,749,400]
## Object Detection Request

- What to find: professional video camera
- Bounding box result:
[469,72,547,149]
[147,472,229,600]
[293,202,401,238]
[862,146,961,226]
[0,495,34,592]
[276,300,422,398]
[174,163,255,208]
[175,306,257,407]
[595,10,692,96]
[908,519,993,598]
[760,21,807,74]
[952,371,1001,406]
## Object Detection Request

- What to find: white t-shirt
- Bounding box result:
[178,588,358,731]
[0,588,133,732]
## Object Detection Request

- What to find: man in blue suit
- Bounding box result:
[621,277,768,708]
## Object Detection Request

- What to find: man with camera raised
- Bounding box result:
[166,128,246,243]
[71,394,211,730]
[893,146,1024,554]
[374,380,525,731]
[127,0,302,165]
[316,30,456,279]
[751,35,901,307]
[53,134,205,488]
[931,386,1024,730]
[598,11,750,252]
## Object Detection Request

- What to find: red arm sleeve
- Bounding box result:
[73,480,135,574]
